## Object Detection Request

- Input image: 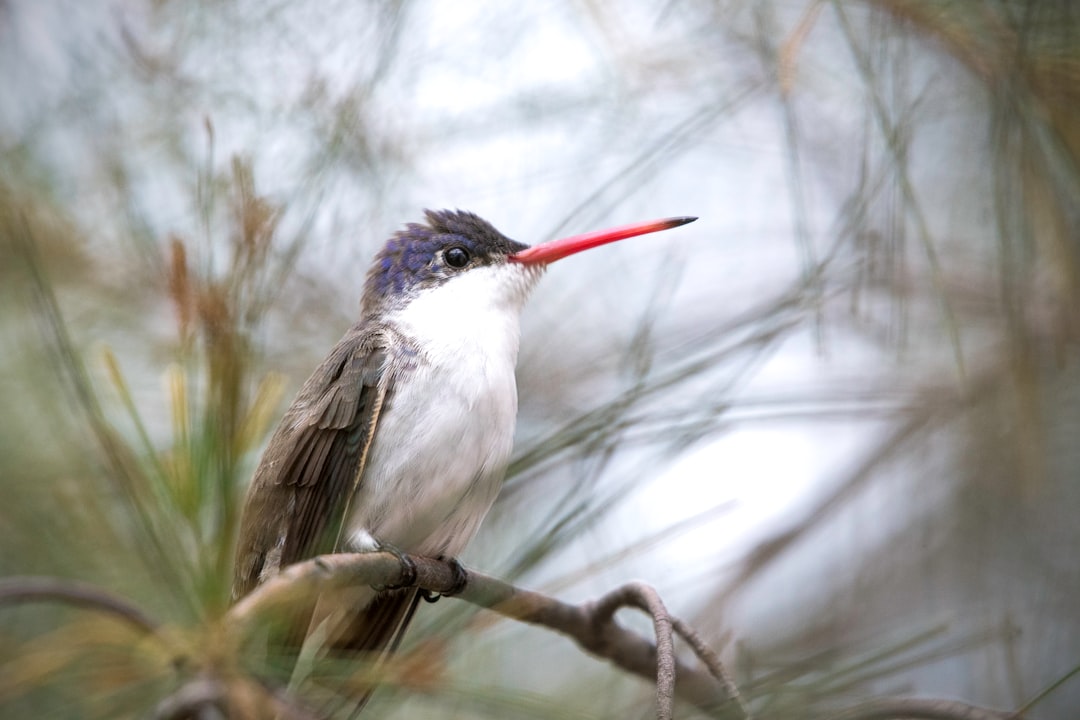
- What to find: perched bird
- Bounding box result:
[232,209,696,703]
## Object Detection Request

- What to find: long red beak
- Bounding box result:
[509,216,697,266]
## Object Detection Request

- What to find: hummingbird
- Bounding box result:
[232,209,696,699]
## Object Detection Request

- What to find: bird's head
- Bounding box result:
[362,210,529,315]
[361,209,697,317]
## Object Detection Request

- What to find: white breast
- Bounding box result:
[348,262,542,557]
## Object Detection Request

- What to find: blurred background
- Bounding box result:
[2,1,1079,718]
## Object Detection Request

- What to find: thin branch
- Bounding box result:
[671,616,750,719]
[0,575,162,637]
[590,581,676,720]
[1014,660,1080,716]
[832,0,966,377]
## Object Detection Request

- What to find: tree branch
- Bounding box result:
[227,553,1028,720]
[229,551,748,719]
[0,567,1029,720]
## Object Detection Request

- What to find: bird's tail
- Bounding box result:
[302,586,423,717]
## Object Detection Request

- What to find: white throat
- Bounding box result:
[388,262,543,367]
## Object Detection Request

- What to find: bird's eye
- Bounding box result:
[445,246,471,268]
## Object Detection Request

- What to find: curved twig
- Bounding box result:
[671,616,750,718]
[591,581,677,720]
[0,575,162,637]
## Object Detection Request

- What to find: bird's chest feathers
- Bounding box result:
[394,266,526,413]
[350,267,530,554]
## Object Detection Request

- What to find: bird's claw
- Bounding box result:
[374,543,418,591]
[421,556,467,603]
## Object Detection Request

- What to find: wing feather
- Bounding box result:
[231,324,397,599]
[231,323,424,712]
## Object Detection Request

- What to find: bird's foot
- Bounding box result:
[421,556,467,603]
[372,541,417,591]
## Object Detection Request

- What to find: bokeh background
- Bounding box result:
[2,1,1079,718]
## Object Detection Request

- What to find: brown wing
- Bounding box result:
[232,324,395,600]
[232,324,426,713]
